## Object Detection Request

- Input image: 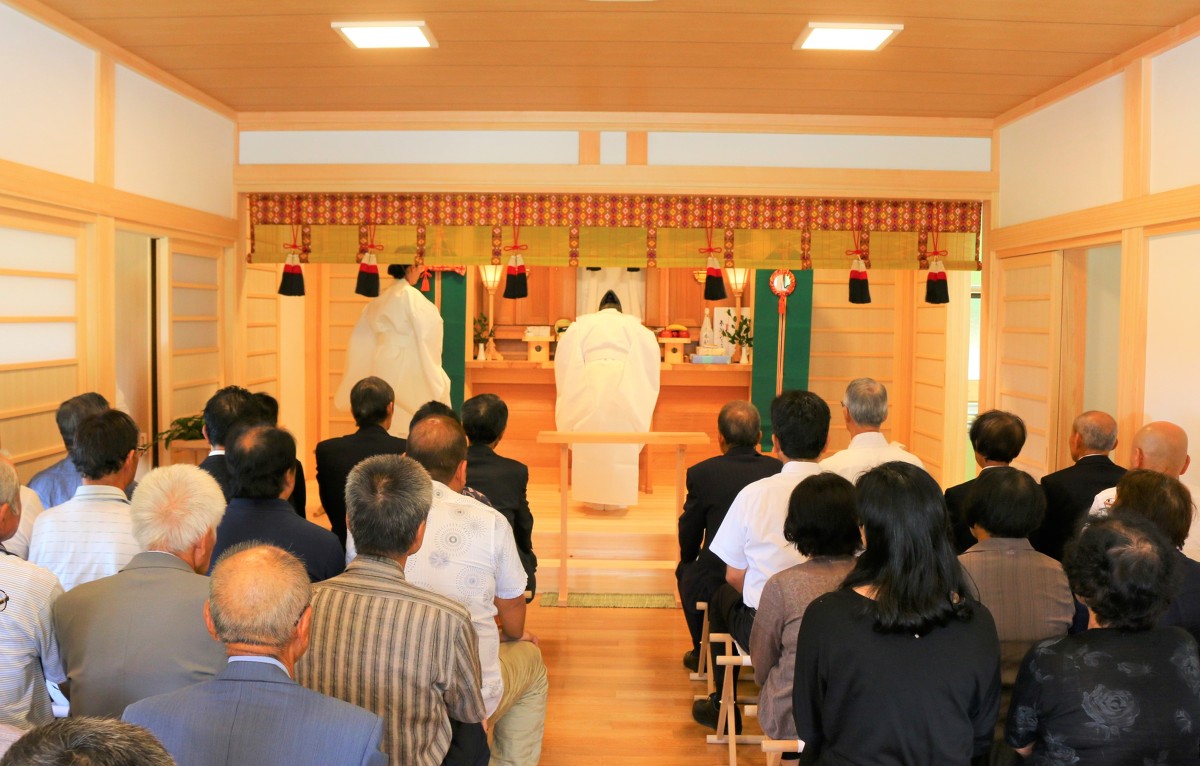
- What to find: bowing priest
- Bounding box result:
[334,264,451,438]
[554,290,660,509]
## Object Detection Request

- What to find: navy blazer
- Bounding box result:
[211,497,345,582]
[315,424,407,545]
[200,453,306,518]
[124,660,386,766]
[678,445,783,565]
[465,443,537,594]
[1033,454,1126,561]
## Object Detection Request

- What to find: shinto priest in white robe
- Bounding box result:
[554,302,661,507]
[335,268,451,437]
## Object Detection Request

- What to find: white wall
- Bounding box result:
[115,66,236,217]
[647,132,990,171]
[1145,230,1200,558]
[0,3,95,181]
[1151,35,1200,193]
[998,75,1124,227]
[239,130,580,165]
[1083,244,1121,415]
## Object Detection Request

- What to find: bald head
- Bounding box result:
[1132,421,1191,478]
[717,401,761,450]
[208,543,311,650]
[1071,410,1118,460]
[406,415,468,485]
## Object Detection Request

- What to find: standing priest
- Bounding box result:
[335,264,451,438]
[554,291,660,509]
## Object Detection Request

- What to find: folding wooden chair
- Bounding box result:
[706,634,763,766]
[690,601,714,695]
[761,738,803,766]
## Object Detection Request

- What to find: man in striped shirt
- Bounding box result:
[297,455,486,766]
[28,409,141,591]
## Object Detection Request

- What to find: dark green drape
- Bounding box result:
[751,270,813,451]
[420,272,467,410]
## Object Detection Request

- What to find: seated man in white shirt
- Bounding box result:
[697,390,831,730]
[28,409,142,591]
[404,415,548,766]
[818,377,924,483]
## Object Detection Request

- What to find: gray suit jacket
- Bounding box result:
[52,551,227,717]
[124,660,387,766]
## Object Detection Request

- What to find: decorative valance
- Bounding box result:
[247,193,982,271]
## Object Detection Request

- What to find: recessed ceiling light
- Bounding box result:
[794,22,902,51]
[332,21,437,49]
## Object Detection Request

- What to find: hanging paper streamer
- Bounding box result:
[503,254,528,298]
[278,252,305,296]
[849,257,871,304]
[925,258,949,304]
[700,200,727,300]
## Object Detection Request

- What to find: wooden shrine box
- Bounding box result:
[526,336,554,363]
[658,335,688,364]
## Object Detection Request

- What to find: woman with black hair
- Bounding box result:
[792,461,1001,765]
[1005,513,1200,764]
[750,472,860,742]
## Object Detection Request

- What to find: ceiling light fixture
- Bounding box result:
[794,22,902,51]
[332,21,437,49]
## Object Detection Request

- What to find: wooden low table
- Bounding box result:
[536,430,710,603]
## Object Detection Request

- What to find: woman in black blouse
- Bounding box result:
[792,461,1001,765]
[1005,513,1200,765]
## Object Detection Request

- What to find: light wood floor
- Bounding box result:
[529,599,765,766]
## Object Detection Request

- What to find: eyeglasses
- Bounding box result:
[135,443,151,456]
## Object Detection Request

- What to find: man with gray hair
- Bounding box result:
[818,378,924,482]
[124,544,385,766]
[52,464,228,717]
[0,461,66,734]
[0,718,173,766]
[298,455,486,766]
[1031,410,1126,561]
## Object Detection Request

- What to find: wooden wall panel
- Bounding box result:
[242,264,280,394]
[319,264,370,441]
[809,270,900,455]
[0,213,85,482]
[159,241,224,464]
[986,251,1063,480]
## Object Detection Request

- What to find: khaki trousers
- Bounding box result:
[489,640,549,766]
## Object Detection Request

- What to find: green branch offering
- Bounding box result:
[721,316,754,348]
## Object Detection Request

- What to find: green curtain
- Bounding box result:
[420,272,467,411]
[751,270,813,451]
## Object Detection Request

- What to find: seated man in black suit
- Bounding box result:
[462,393,538,597]
[1031,410,1126,561]
[676,400,782,671]
[211,424,345,582]
[315,377,407,547]
[198,386,259,500]
[945,409,1026,553]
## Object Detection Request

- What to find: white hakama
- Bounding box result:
[554,308,661,507]
[335,278,451,438]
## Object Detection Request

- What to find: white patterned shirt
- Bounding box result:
[0,553,66,730]
[405,481,527,717]
[28,485,141,591]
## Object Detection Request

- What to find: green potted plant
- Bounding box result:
[473,313,494,361]
[721,316,754,364]
[155,413,205,448]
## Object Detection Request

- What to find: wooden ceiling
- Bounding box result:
[30,0,1200,118]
